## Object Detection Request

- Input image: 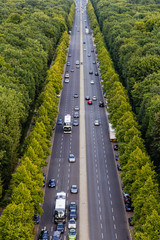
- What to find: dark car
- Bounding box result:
[95,72,99,76]
[39,228,49,240]
[69,209,77,219]
[128,217,134,226]
[33,214,39,224]
[85,96,90,100]
[124,195,131,204]
[99,101,104,107]
[91,49,94,52]
[73,112,79,118]
[83,41,86,44]
[66,62,70,66]
[69,202,77,211]
[115,154,119,161]
[88,100,92,105]
[125,203,133,212]
[43,173,46,187]
[52,231,62,240]
[57,119,62,125]
[68,53,72,57]
[74,93,79,98]
[48,179,56,188]
[74,106,80,111]
[92,61,96,64]
[57,223,64,233]
[73,120,79,126]
[88,54,91,57]
[89,70,93,74]
[117,163,122,171]
[113,144,118,151]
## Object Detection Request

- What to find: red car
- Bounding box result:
[88,100,92,105]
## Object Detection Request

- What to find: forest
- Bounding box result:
[90,0,160,175]
[0,0,74,199]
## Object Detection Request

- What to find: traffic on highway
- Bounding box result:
[37,0,131,239]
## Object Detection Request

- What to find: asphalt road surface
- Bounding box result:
[38,0,131,239]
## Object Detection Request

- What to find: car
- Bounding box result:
[43,173,46,187]
[128,217,134,226]
[39,228,49,240]
[84,48,86,51]
[69,209,77,219]
[68,218,76,229]
[56,223,64,233]
[117,163,122,171]
[83,41,86,44]
[85,96,90,100]
[113,144,118,151]
[115,154,119,161]
[95,72,99,76]
[67,62,70,66]
[88,100,92,105]
[74,93,79,98]
[70,185,78,193]
[124,195,131,204]
[69,202,77,211]
[53,125,56,130]
[88,54,91,57]
[91,49,94,52]
[71,69,74,72]
[92,96,97,101]
[73,120,79,126]
[92,61,96,64]
[73,112,79,118]
[52,230,62,240]
[74,106,80,111]
[33,214,39,224]
[94,120,100,126]
[65,73,69,78]
[57,119,62,125]
[99,101,104,107]
[90,80,94,84]
[68,53,72,57]
[68,154,76,163]
[125,203,133,212]
[64,78,69,83]
[68,229,77,240]
[89,70,93,74]
[48,179,56,188]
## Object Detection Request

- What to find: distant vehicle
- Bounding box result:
[88,100,92,105]
[69,202,77,211]
[94,120,100,126]
[92,96,97,101]
[38,228,49,240]
[117,163,122,171]
[71,69,74,72]
[83,41,86,44]
[128,217,134,226]
[48,179,56,188]
[70,185,78,194]
[33,214,39,224]
[65,73,69,78]
[68,154,76,163]
[73,120,79,126]
[64,78,69,83]
[56,223,64,233]
[91,49,94,52]
[43,173,46,187]
[125,203,133,212]
[115,154,119,161]
[109,123,117,142]
[74,106,80,111]
[73,112,79,118]
[85,96,90,100]
[88,54,91,57]
[92,61,96,64]
[52,231,62,240]
[69,209,77,219]
[67,62,70,66]
[68,53,72,57]
[68,218,76,229]
[57,119,62,125]
[74,93,79,98]
[68,229,77,240]
[90,80,94,84]
[99,101,104,107]
[85,28,89,34]
[63,114,72,133]
[75,60,80,68]
[113,144,118,151]
[95,72,99,76]
[89,70,93,74]
[54,192,66,223]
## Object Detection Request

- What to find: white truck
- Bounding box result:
[54,192,66,223]
[85,28,89,34]
[109,123,117,142]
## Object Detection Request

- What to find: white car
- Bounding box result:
[90,80,94,84]
[64,78,69,83]
[92,96,97,101]
[68,218,76,229]
[70,185,78,193]
[65,73,69,78]
[68,154,76,163]
[94,120,100,126]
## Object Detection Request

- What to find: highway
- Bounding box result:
[38,0,131,239]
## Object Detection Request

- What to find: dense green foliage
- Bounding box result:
[90,0,160,174]
[87,1,160,239]
[0,0,74,198]
[0,30,70,239]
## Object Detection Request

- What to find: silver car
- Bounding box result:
[68,154,76,163]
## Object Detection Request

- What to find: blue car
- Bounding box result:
[69,209,77,220]
[33,214,39,224]
[57,119,62,125]
[57,223,64,233]
[48,179,56,188]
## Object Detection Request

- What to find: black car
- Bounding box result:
[128,217,134,226]
[113,144,118,151]
[89,70,93,74]
[95,72,99,76]
[57,223,64,233]
[125,203,133,212]
[99,101,104,107]
[48,179,56,188]
[73,112,79,118]
[117,163,122,171]
[33,214,39,224]
[39,228,49,240]
[85,96,90,100]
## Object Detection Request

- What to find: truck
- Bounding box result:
[109,123,117,142]
[85,28,89,34]
[63,114,72,133]
[54,192,66,223]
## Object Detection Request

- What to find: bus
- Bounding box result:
[63,114,72,133]
[54,192,66,223]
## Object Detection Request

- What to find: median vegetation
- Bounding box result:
[87,1,160,239]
